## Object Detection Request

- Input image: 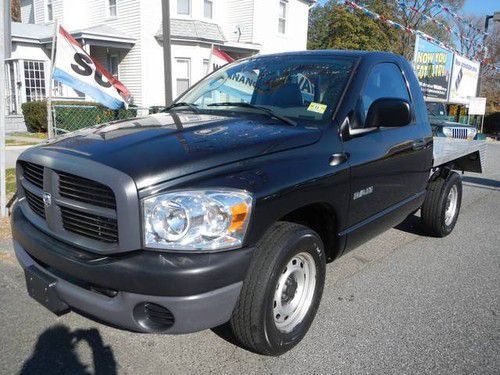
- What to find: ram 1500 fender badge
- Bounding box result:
[43,192,52,207]
[353,186,373,200]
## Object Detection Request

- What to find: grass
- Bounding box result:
[6,140,39,147]
[9,132,47,139]
[0,169,16,240]
[6,169,16,199]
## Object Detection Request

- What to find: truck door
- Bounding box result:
[341,62,432,250]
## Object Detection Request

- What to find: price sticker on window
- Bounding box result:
[307,102,327,114]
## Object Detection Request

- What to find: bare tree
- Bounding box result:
[479,23,499,113]
[395,0,465,59]
[454,15,486,59]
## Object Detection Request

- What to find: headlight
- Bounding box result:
[143,189,252,251]
[468,128,477,140]
[443,127,453,137]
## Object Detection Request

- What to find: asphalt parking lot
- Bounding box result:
[1,143,499,375]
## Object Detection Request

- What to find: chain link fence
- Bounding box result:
[52,105,154,136]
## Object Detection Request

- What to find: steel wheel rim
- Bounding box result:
[444,185,458,226]
[273,252,317,333]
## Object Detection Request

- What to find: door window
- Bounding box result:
[359,63,411,126]
[175,58,191,96]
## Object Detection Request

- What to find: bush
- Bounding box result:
[21,101,139,133]
[21,101,48,132]
[483,112,500,136]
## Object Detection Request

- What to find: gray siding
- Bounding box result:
[224,0,254,43]
[87,0,143,106]
[20,0,34,23]
[33,0,64,24]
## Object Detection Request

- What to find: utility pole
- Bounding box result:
[1,0,11,218]
[162,0,173,106]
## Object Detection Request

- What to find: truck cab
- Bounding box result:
[12,51,479,356]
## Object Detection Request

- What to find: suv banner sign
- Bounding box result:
[413,35,453,102]
[53,26,131,109]
[448,54,480,104]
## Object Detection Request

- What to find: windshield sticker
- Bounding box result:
[307,102,327,114]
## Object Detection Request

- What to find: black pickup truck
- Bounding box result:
[12,51,485,356]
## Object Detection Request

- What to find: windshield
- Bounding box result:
[426,102,447,117]
[177,55,355,124]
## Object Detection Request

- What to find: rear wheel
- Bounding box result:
[421,171,462,237]
[230,222,326,356]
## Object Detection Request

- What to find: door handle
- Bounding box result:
[329,153,349,166]
[412,139,427,151]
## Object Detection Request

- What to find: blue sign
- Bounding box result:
[413,35,454,101]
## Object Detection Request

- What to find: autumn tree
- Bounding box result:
[11,0,21,22]
[308,0,399,52]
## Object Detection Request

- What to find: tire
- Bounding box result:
[421,171,462,237]
[230,222,326,356]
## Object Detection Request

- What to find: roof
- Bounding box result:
[11,22,53,43]
[156,19,226,43]
[69,24,135,48]
[11,22,135,48]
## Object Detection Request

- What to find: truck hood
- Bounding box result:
[38,113,321,189]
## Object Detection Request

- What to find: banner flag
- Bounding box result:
[208,47,234,73]
[53,26,131,109]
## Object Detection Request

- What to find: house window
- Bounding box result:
[108,54,119,78]
[278,1,287,34]
[203,59,210,74]
[204,0,213,19]
[177,0,190,15]
[175,58,190,96]
[46,0,53,21]
[107,0,117,17]
[24,61,46,102]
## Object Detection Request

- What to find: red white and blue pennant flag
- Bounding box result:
[53,26,131,109]
[343,1,499,73]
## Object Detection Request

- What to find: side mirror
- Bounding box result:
[366,98,412,128]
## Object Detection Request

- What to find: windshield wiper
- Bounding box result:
[164,102,200,113]
[207,102,296,126]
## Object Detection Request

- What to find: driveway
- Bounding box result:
[0,144,499,374]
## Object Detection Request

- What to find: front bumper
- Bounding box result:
[12,204,253,333]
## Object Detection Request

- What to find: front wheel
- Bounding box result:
[230,222,326,356]
[421,171,462,237]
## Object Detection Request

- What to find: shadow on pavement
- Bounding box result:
[462,176,500,190]
[20,324,116,375]
[394,214,426,236]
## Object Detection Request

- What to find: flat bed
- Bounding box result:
[433,137,487,173]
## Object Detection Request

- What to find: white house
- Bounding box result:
[6,0,315,119]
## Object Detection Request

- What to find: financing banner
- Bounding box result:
[413,35,453,101]
[449,54,480,104]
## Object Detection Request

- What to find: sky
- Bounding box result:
[315,1,498,17]
[462,0,498,17]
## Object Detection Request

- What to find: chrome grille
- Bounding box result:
[21,162,44,188]
[24,189,45,219]
[451,128,468,139]
[60,206,118,243]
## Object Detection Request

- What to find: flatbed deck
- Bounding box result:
[433,137,487,172]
